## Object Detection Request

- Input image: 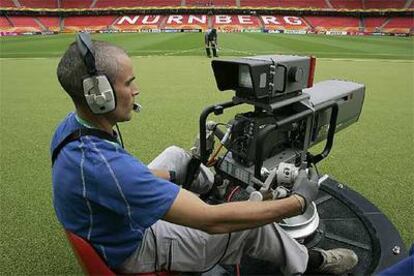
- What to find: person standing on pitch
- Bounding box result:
[205,28,218,58]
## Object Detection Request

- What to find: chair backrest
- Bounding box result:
[65,230,178,276]
[65,230,116,276]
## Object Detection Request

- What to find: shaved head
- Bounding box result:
[57,40,127,105]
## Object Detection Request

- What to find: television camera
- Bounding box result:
[193,55,365,239]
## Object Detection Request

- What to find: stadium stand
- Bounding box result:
[364,17,388,32]
[210,0,236,6]
[185,0,236,6]
[61,0,93,9]
[94,0,181,8]
[365,0,407,9]
[6,16,43,32]
[0,0,412,35]
[0,16,13,28]
[63,16,117,31]
[330,0,363,9]
[305,16,360,32]
[37,16,60,31]
[240,0,327,8]
[382,16,414,33]
[1,0,17,8]
[19,0,57,8]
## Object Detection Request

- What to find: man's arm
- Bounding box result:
[163,188,304,234]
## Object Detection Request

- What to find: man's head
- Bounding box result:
[57,39,139,123]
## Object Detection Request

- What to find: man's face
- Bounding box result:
[111,55,139,122]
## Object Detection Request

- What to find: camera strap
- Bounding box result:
[51,128,119,166]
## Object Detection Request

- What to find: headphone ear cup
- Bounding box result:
[94,94,106,106]
[83,75,116,114]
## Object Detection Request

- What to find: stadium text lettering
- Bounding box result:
[117,15,161,25]
[261,16,303,25]
[116,15,303,26]
[167,15,207,24]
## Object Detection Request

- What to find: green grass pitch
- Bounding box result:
[0,32,413,274]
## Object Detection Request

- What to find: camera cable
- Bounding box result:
[198,233,232,274]
[115,123,124,148]
[149,226,161,276]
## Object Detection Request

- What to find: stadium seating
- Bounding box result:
[305,16,360,31]
[240,0,327,8]
[63,16,117,31]
[37,16,60,31]
[1,0,17,7]
[364,17,388,32]
[382,17,414,33]
[185,0,236,6]
[364,0,406,9]
[330,0,363,9]
[61,0,93,9]
[212,0,237,6]
[19,0,57,8]
[94,0,181,8]
[0,0,411,35]
[6,16,43,32]
[0,16,13,29]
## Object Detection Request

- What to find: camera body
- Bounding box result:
[198,55,365,238]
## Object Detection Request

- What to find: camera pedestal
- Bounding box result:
[202,176,407,276]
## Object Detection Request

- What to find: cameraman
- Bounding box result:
[204,28,218,58]
[51,36,358,275]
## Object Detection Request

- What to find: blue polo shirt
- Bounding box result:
[51,112,180,268]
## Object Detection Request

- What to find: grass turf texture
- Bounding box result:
[1,33,413,274]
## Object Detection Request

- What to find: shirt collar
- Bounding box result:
[74,113,121,147]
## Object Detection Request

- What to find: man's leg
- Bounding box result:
[205,47,211,58]
[212,43,218,57]
[118,220,308,274]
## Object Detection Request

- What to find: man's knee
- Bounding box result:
[148,145,190,171]
[162,145,189,158]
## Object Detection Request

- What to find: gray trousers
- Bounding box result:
[118,146,309,275]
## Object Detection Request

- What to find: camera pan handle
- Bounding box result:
[308,102,339,164]
[199,100,241,164]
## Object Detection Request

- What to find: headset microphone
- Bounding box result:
[133,103,142,113]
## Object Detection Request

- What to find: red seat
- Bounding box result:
[65,230,177,276]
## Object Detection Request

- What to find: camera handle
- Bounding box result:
[199,99,339,178]
[199,100,242,164]
[307,101,339,164]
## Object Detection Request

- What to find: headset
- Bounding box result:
[76,32,116,114]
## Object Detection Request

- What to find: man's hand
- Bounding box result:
[292,168,319,213]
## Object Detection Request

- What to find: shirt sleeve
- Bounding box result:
[88,141,180,230]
